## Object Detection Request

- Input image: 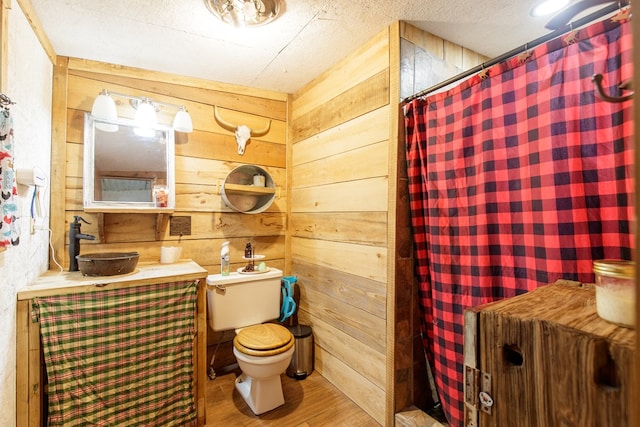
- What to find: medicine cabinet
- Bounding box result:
[83,113,176,212]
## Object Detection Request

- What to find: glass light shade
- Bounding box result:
[133,100,158,138]
[91,92,118,132]
[173,108,193,133]
[204,0,281,27]
[530,0,570,17]
[135,100,157,126]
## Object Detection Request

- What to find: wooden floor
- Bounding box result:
[205,368,380,426]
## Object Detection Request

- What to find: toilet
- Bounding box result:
[206,268,294,415]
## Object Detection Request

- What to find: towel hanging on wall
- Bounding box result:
[0,94,19,248]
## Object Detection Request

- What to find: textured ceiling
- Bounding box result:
[28,0,589,94]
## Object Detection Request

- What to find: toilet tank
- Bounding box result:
[206,268,283,331]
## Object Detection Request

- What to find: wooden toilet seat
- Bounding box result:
[233,323,294,356]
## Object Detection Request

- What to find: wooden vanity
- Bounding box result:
[16,260,208,426]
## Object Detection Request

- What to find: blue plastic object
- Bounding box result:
[279,276,297,322]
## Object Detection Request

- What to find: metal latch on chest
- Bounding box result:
[464,366,493,415]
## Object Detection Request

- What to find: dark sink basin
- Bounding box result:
[76,252,140,276]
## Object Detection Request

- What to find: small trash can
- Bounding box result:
[286,324,313,380]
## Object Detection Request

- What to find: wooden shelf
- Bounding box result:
[223,183,276,197]
[84,207,175,214]
[220,165,278,214]
[87,211,174,242]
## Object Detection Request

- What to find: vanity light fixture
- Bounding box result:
[530,0,570,17]
[173,106,194,133]
[204,0,282,27]
[132,98,158,137]
[91,89,119,132]
[90,89,194,135]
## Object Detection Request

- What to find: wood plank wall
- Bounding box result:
[288,22,489,425]
[49,22,493,426]
[50,57,288,349]
[289,28,391,424]
[399,22,489,69]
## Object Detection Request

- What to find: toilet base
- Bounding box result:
[235,372,285,415]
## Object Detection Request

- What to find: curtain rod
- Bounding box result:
[402,1,627,104]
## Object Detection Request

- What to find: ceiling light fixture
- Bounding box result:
[90,90,194,136]
[530,0,571,17]
[204,0,282,27]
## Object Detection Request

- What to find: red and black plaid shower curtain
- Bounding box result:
[404,16,634,427]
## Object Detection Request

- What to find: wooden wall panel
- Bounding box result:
[67,57,288,103]
[292,236,387,284]
[299,312,386,388]
[292,259,386,321]
[399,21,444,59]
[174,157,286,187]
[388,21,403,420]
[66,74,287,144]
[292,106,389,165]
[290,22,487,425]
[291,29,389,121]
[400,21,490,70]
[291,177,388,213]
[67,108,287,168]
[53,57,287,288]
[291,212,387,246]
[290,27,391,425]
[299,283,385,352]
[314,345,386,422]
[65,211,285,243]
[444,39,464,69]
[175,131,286,167]
[293,141,388,188]
[69,69,288,120]
[291,69,389,143]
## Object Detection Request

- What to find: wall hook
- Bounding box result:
[591,74,634,103]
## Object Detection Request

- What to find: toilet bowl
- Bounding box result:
[206,269,295,414]
[232,323,294,414]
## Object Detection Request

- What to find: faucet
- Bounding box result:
[69,216,96,272]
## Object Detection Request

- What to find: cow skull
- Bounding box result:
[214,106,271,155]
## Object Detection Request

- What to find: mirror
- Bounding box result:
[83,113,175,210]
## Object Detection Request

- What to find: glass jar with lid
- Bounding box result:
[593,260,635,328]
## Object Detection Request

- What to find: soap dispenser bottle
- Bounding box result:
[221,241,230,276]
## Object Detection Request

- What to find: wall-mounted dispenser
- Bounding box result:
[16,167,46,187]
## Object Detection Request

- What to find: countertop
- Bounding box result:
[18,260,208,300]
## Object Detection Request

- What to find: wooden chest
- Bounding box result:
[464,280,635,427]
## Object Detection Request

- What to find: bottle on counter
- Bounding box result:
[221,241,230,276]
[244,242,254,271]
